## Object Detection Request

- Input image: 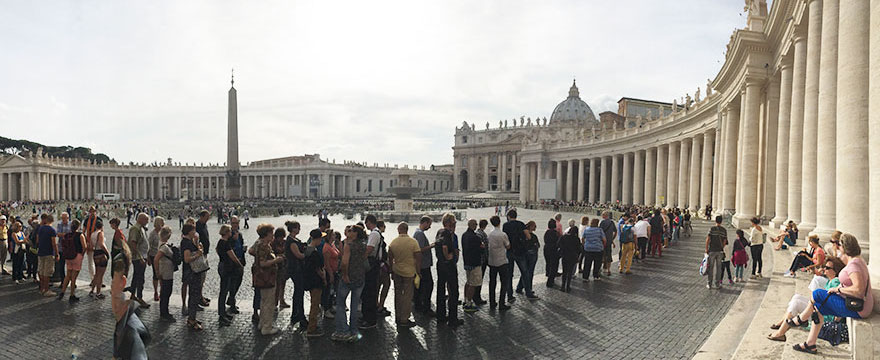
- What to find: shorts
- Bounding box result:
[466,266,483,286]
[149,256,159,280]
[38,256,55,277]
[66,254,83,271]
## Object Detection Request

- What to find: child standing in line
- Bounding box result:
[732,229,750,282]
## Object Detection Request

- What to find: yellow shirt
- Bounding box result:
[388,234,421,278]
[0,225,7,240]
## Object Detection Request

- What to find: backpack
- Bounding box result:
[166,245,182,272]
[61,232,82,260]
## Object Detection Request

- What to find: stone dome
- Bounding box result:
[550,80,598,126]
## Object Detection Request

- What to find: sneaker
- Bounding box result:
[219,318,231,327]
[526,294,539,300]
[357,321,377,330]
[330,332,346,342]
[69,295,80,303]
[463,304,478,313]
[43,290,57,297]
[749,275,757,280]
[706,284,713,289]
[507,297,516,303]
[757,274,763,279]
[228,307,240,314]
[305,330,324,337]
[498,304,511,311]
[345,333,363,343]
[728,279,734,285]
[261,327,280,336]
[160,314,177,322]
[397,320,417,327]
[324,310,335,319]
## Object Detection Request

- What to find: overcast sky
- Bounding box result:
[1,0,745,167]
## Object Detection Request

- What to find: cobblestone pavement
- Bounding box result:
[0,208,742,359]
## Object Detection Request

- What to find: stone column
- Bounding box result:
[555,161,564,200]
[610,154,620,203]
[519,162,529,202]
[633,151,645,205]
[733,80,763,228]
[509,153,523,191]
[589,158,598,203]
[722,104,740,211]
[645,148,656,206]
[678,138,690,208]
[566,160,575,201]
[577,159,585,202]
[499,152,506,191]
[788,32,808,224]
[836,0,870,247]
[667,141,680,207]
[656,145,668,206]
[622,152,633,205]
[763,76,781,220]
[869,0,880,289]
[688,136,702,212]
[483,155,490,191]
[813,0,840,239]
[799,0,824,233]
[700,132,715,213]
[770,64,794,228]
[599,156,609,203]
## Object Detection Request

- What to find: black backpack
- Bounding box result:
[165,245,182,272]
[61,232,83,260]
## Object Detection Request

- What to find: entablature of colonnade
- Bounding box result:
[712,30,773,107]
[517,91,724,163]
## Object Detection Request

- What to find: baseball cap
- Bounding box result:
[0,215,6,220]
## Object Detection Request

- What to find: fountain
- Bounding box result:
[365,168,465,223]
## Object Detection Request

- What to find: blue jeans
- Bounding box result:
[335,280,364,335]
[514,252,535,296]
[672,227,680,243]
[783,235,796,247]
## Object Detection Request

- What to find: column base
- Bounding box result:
[769,215,788,231]
[809,225,836,241]
[732,213,755,229]
[797,221,817,237]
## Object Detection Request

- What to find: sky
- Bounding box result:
[0,0,746,168]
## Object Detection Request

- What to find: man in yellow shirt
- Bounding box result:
[388,222,422,328]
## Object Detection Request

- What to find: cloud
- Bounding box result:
[0,0,744,166]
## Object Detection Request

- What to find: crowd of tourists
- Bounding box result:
[698,214,874,355]
[1,198,871,358]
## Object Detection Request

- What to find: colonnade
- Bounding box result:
[0,172,234,201]
[518,131,716,213]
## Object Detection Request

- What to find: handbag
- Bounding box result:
[817,320,849,346]
[189,252,209,273]
[844,284,868,313]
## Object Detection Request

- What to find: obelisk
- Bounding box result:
[226,70,242,200]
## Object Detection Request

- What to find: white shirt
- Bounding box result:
[633,220,650,238]
[367,227,382,257]
[749,227,766,245]
[487,228,510,267]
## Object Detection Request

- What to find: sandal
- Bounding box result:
[187,320,204,331]
[792,343,817,354]
[766,333,786,342]
[770,323,781,330]
[785,315,806,327]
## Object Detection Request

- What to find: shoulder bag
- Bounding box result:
[189,251,210,273]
